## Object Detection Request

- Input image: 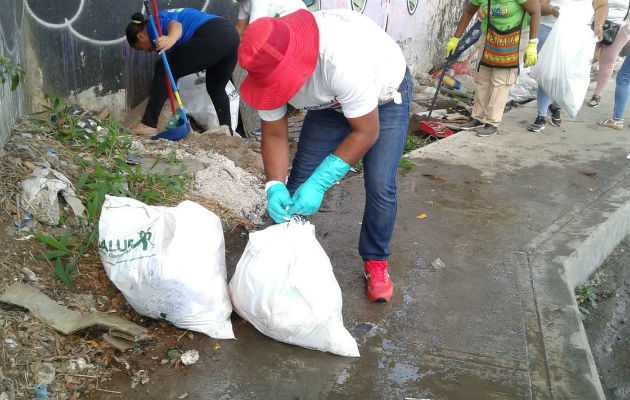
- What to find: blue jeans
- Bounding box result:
[537,24,560,116]
[287,69,412,261]
[614,55,630,120]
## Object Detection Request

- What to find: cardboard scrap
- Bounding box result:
[0,283,149,350]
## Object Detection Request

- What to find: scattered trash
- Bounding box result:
[20,167,86,225]
[0,283,149,349]
[181,350,200,365]
[16,207,33,230]
[431,258,446,269]
[167,348,183,359]
[4,338,18,352]
[423,87,437,95]
[508,64,537,104]
[22,160,35,171]
[416,214,427,220]
[213,344,221,351]
[33,385,48,399]
[21,267,38,281]
[419,121,453,138]
[125,156,143,165]
[229,220,360,357]
[99,196,235,339]
[35,362,56,386]
[582,171,598,179]
[130,370,150,388]
[45,149,58,156]
[422,173,447,182]
[178,393,189,399]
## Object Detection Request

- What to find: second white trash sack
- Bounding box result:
[98,196,234,339]
[530,3,597,118]
[229,220,360,357]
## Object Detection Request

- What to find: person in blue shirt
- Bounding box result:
[126,9,239,136]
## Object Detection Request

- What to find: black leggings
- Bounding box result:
[142,17,239,130]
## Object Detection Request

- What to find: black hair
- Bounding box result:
[126,12,148,46]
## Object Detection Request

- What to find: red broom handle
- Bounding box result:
[151,0,177,115]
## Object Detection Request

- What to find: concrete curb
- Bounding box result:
[524,170,630,399]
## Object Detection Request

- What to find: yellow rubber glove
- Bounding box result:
[524,42,538,67]
[446,37,460,57]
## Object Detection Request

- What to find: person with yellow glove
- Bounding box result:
[448,0,540,137]
[446,37,460,57]
[524,41,538,67]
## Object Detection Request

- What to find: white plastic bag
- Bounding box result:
[98,196,234,339]
[178,73,240,132]
[228,220,360,357]
[508,64,537,103]
[529,4,597,118]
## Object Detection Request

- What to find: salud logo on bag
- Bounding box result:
[99,229,154,254]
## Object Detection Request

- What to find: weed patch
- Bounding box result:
[31,95,192,288]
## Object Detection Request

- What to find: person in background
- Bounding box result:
[529,0,608,132]
[126,9,239,136]
[598,54,630,127]
[588,0,630,107]
[448,0,541,137]
[238,9,411,302]
[235,0,307,35]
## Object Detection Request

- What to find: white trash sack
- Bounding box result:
[178,73,240,132]
[229,220,360,357]
[529,4,597,118]
[98,196,234,339]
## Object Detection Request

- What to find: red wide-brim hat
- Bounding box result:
[239,10,319,111]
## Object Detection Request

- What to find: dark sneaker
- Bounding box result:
[588,95,600,107]
[476,124,498,137]
[549,105,561,127]
[458,119,484,130]
[528,115,546,132]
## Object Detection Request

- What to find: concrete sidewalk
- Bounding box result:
[103,89,629,399]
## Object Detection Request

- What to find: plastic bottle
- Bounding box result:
[442,75,461,90]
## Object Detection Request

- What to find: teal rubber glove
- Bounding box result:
[289,154,351,216]
[266,182,294,223]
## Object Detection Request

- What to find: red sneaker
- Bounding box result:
[364,260,393,302]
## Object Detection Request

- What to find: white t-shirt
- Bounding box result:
[237,0,307,23]
[259,9,407,121]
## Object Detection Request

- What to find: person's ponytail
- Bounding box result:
[126,12,148,46]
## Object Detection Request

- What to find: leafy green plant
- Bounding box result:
[399,158,414,169]
[404,134,430,154]
[0,56,25,91]
[576,283,597,320]
[576,284,596,306]
[34,232,75,288]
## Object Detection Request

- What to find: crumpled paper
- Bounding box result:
[20,167,86,225]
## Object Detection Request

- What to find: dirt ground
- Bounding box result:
[582,237,630,400]
[0,111,261,399]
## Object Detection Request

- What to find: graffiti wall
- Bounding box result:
[0,0,27,149]
[313,0,469,75]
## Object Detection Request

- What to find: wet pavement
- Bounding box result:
[101,88,629,399]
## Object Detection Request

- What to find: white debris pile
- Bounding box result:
[193,152,265,224]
